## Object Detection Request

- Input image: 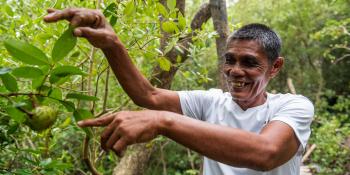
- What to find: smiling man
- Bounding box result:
[44,8,314,175]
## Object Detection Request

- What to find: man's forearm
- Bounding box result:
[101,41,156,108]
[157,111,278,171]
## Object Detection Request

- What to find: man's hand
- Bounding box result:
[44,8,119,49]
[77,110,162,156]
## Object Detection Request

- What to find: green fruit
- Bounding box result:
[26,106,58,132]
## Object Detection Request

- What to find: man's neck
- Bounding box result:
[235,92,267,111]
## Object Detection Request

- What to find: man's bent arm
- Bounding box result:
[101,39,181,113]
[43,8,181,114]
[157,111,300,171]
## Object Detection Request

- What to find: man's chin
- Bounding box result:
[230,92,249,101]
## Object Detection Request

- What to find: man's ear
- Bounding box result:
[269,57,284,78]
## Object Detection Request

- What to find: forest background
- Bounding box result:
[0,0,349,175]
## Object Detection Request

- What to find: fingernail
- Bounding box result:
[73,29,82,37]
[45,13,55,18]
[77,121,83,126]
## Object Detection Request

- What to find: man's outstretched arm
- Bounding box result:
[78,110,300,171]
[44,8,182,113]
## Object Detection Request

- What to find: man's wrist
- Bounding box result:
[101,38,120,51]
[156,111,175,137]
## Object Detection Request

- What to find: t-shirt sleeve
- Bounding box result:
[177,89,221,121]
[270,95,314,151]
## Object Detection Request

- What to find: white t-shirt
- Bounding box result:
[178,89,314,175]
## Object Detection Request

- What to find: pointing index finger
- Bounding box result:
[43,8,75,23]
[77,114,115,127]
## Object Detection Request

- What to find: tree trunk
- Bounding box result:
[209,0,229,90]
[113,2,211,175]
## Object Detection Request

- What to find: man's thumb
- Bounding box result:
[73,27,98,37]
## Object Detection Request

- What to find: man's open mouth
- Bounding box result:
[227,81,250,89]
[232,82,246,88]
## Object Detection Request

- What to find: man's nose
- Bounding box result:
[226,64,245,77]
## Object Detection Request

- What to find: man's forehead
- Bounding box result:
[226,40,264,53]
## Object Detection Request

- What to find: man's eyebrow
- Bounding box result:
[224,52,235,58]
[242,54,258,60]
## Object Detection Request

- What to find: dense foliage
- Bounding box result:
[0,0,349,174]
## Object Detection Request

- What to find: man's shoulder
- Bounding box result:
[269,93,313,103]
[268,92,314,111]
[177,88,231,105]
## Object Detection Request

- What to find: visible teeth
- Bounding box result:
[232,82,245,87]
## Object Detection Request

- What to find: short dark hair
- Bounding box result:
[227,23,282,63]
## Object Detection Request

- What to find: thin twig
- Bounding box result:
[44,131,51,158]
[287,78,296,94]
[88,47,96,110]
[102,67,110,112]
[77,56,90,67]
[83,136,101,175]
[140,37,158,49]
[159,140,170,175]
[0,92,40,97]
[302,144,317,163]
[92,64,108,112]
[334,54,350,64]
[187,148,195,169]
[57,86,89,93]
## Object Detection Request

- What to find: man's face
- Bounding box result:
[223,40,275,103]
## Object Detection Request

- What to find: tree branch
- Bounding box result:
[334,54,350,64]
[150,3,212,88]
[83,136,101,175]
[210,0,229,89]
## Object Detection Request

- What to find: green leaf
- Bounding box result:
[167,0,176,10]
[164,37,178,54]
[49,66,86,84]
[4,39,49,66]
[70,51,80,58]
[162,21,178,33]
[51,76,70,85]
[32,76,46,89]
[110,16,117,26]
[4,4,14,16]
[176,55,182,63]
[5,107,26,123]
[158,57,171,71]
[0,67,11,75]
[178,12,186,30]
[66,93,99,101]
[48,88,62,100]
[103,3,117,17]
[52,26,77,63]
[0,73,18,92]
[156,3,168,17]
[51,66,86,77]
[73,109,93,137]
[58,100,75,112]
[73,109,93,121]
[7,123,19,135]
[43,159,73,170]
[124,1,135,16]
[12,66,44,79]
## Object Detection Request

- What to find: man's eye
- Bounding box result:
[242,58,259,67]
[243,62,258,67]
[225,58,235,64]
[225,56,235,64]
